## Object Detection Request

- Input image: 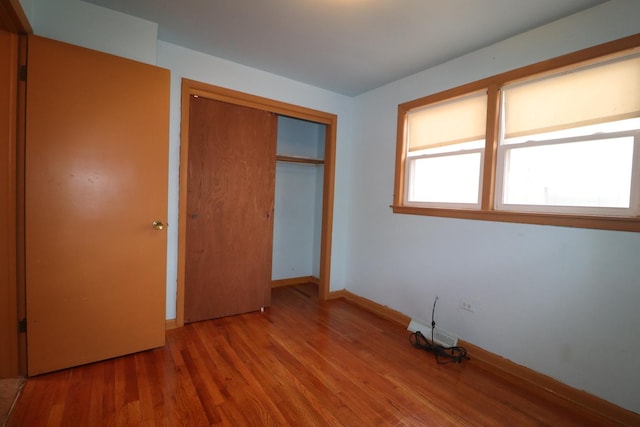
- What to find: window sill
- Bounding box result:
[391,205,640,232]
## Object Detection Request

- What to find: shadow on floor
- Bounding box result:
[0,378,23,427]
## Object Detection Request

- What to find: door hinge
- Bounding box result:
[18,318,27,333]
[18,65,27,81]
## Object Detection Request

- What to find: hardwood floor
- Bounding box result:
[7,284,632,426]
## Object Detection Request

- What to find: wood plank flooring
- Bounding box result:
[7,284,631,426]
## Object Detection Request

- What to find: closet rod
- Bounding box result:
[276,155,324,165]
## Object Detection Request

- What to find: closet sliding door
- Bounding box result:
[184,96,277,323]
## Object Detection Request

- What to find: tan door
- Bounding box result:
[25,35,169,375]
[185,96,276,322]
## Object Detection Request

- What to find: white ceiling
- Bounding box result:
[82,0,607,96]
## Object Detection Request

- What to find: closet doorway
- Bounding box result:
[272,116,326,287]
[177,79,337,326]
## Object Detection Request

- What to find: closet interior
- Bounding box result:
[272,116,326,284]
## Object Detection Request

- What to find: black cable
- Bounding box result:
[409,297,469,364]
[431,296,438,343]
[409,330,469,364]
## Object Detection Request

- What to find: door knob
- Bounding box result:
[152,220,165,230]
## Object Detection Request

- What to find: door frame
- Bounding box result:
[0,30,19,379]
[176,79,337,327]
[1,0,31,377]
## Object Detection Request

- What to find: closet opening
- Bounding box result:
[272,116,326,289]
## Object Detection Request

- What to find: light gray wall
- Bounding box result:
[27,0,157,64]
[347,0,640,413]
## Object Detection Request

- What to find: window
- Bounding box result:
[393,34,640,232]
[497,55,640,216]
[405,92,487,208]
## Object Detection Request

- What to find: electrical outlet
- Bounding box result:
[459,299,474,312]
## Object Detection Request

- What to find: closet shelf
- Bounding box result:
[276,154,324,165]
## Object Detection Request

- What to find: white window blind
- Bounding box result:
[407,91,487,152]
[503,55,640,139]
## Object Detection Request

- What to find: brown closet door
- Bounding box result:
[25,35,169,375]
[185,96,276,322]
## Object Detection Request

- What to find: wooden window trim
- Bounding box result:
[393,33,640,232]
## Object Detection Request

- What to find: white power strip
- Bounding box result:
[407,319,458,347]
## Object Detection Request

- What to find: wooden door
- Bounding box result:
[25,35,169,375]
[185,96,276,323]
